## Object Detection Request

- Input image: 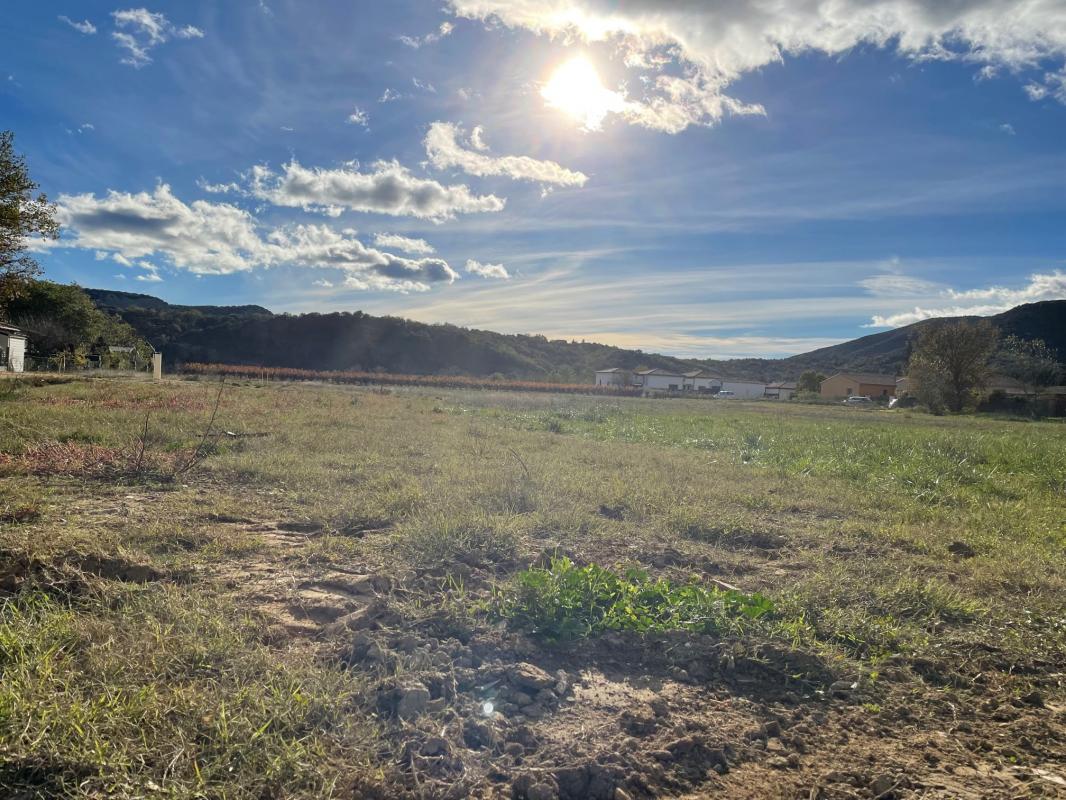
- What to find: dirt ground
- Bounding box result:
[182,506,1065,799]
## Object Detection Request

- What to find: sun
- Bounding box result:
[541,56,626,130]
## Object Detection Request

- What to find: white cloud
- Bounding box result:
[347,106,370,128]
[999,122,1016,135]
[412,77,437,93]
[197,178,243,194]
[859,274,941,297]
[465,259,510,279]
[111,8,203,68]
[245,159,505,221]
[372,233,436,254]
[135,261,163,282]
[399,21,454,48]
[469,126,489,151]
[1027,66,1066,104]
[867,270,1066,326]
[312,279,334,288]
[379,88,402,103]
[449,0,1066,131]
[425,122,588,187]
[59,16,97,35]
[47,184,460,292]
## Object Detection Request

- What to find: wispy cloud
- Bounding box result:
[398,21,454,49]
[59,15,97,35]
[111,8,203,68]
[867,270,1066,327]
[347,106,370,129]
[425,122,588,187]
[465,259,510,279]
[372,233,435,255]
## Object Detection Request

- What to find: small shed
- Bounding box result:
[0,323,27,373]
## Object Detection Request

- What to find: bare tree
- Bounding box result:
[998,335,1062,396]
[1,131,59,310]
[908,320,999,413]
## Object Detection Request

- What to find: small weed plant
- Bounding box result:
[492,557,773,640]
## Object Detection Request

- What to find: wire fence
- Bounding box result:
[17,354,154,375]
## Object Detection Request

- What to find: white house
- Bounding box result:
[764,382,797,400]
[720,379,766,398]
[594,368,628,387]
[633,368,686,391]
[683,370,723,393]
[0,323,27,373]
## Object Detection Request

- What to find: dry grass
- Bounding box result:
[0,376,1062,797]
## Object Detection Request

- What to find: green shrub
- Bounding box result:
[491,557,773,640]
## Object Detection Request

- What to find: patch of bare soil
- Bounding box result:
[205,517,389,639]
[0,547,166,596]
[197,518,1066,799]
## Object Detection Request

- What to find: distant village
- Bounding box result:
[593,366,1035,401]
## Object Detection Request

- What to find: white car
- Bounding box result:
[843,395,872,405]
[715,390,736,399]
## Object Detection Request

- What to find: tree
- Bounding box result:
[797,370,826,394]
[1,131,59,310]
[997,335,1062,395]
[907,320,999,413]
[5,280,151,361]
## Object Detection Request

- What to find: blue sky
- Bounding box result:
[4,0,1066,357]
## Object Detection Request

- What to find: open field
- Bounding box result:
[1,377,1064,799]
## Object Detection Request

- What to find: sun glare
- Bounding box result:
[541,56,626,131]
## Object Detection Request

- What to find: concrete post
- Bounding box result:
[152,353,162,380]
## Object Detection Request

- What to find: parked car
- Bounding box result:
[844,395,873,405]
[715,390,736,399]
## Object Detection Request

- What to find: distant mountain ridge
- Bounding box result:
[85,288,1065,382]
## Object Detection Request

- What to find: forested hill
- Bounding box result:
[85,289,694,383]
[85,289,1065,382]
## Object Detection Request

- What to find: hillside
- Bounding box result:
[85,289,1065,382]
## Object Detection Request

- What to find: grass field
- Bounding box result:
[1,376,1063,799]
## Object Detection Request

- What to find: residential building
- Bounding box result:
[764,382,797,400]
[820,372,897,399]
[633,368,686,391]
[594,368,628,387]
[720,379,767,398]
[0,323,27,373]
[682,369,723,393]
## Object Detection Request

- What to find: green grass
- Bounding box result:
[0,588,376,798]
[492,557,773,640]
[0,377,1063,795]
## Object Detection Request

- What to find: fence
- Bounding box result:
[19,353,154,375]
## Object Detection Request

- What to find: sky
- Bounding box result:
[4,1,1066,359]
